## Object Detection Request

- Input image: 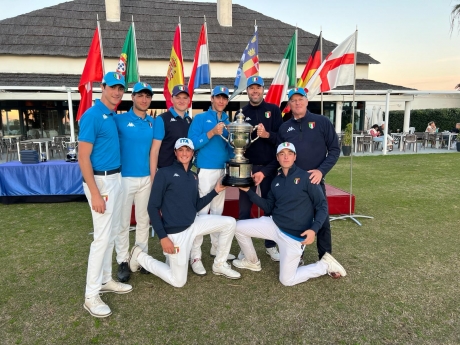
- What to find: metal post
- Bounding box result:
[67,88,76,142]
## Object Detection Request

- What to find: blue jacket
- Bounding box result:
[245,164,328,239]
[147,160,218,239]
[188,107,234,169]
[276,111,340,176]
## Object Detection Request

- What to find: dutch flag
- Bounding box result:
[188,23,211,103]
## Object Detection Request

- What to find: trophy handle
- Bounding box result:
[250,125,260,143]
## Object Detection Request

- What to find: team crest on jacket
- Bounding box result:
[308,122,315,129]
[265,111,271,118]
[294,178,300,184]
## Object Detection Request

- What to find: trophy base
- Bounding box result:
[222,175,254,187]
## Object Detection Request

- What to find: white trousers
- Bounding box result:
[115,176,151,263]
[138,215,235,288]
[83,173,123,297]
[191,168,226,259]
[235,216,328,286]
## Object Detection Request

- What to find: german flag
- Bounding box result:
[282,34,321,116]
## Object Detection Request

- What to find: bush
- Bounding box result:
[387,108,460,132]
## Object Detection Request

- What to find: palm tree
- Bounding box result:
[450,2,460,34]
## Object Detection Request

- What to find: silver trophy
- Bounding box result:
[63,141,78,162]
[221,110,259,187]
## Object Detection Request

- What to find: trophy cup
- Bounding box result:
[63,141,78,162]
[221,110,259,187]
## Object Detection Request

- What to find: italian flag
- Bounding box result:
[265,31,297,107]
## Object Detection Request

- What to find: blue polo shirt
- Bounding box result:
[78,99,121,171]
[114,108,155,177]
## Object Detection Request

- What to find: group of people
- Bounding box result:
[78,71,346,318]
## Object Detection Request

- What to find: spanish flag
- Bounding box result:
[164,24,185,109]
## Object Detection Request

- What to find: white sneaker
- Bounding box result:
[83,294,111,318]
[320,252,347,278]
[191,258,207,276]
[100,279,133,294]
[232,258,262,272]
[237,251,245,260]
[212,262,241,279]
[128,245,143,272]
[265,247,280,261]
[210,246,236,260]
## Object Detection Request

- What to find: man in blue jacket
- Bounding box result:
[277,88,341,269]
[239,76,284,261]
[128,138,240,287]
[187,85,236,276]
[232,142,346,286]
[114,82,155,283]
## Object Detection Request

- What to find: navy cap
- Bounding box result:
[172,85,190,97]
[132,82,153,95]
[102,72,125,87]
[246,76,264,87]
[212,85,229,97]
[288,87,307,100]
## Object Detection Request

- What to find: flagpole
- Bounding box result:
[97,14,105,75]
[320,29,323,115]
[132,16,140,81]
[330,28,373,226]
[204,15,213,91]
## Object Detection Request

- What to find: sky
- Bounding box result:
[1,0,460,90]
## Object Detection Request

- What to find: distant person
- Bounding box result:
[451,123,460,134]
[128,138,241,287]
[425,121,437,133]
[78,72,132,318]
[369,124,386,150]
[378,123,394,151]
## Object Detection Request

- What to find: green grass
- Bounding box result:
[1,153,459,344]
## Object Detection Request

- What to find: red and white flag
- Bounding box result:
[76,26,104,121]
[305,31,356,99]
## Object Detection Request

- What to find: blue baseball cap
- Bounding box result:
[102,72,125,87]
[132,82,153,95]
[172,85,190,97]
[174,137,194,150]
[212,86,229,97]
[288,87,307,100]
[246,76,264,87]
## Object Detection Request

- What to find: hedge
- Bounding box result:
[387,108,460,132]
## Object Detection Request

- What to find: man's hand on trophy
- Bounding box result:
[252,171,265,186]
[214,177,228,193]
[257,123,269,138]
[214,122,225,136]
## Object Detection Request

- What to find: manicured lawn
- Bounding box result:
[1,153,459,344]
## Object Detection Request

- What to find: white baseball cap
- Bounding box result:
[276,142,296,154]
[174,138,194,150]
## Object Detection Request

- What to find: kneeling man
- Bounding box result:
[233,142,346,286]
[129,138,240,287]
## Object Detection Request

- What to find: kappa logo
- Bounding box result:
[245,117,251,121]
[206,120,212,123]
[170,118,177,122]
[199,139,203,143]
[102,114,108,120]
[127,122,135,127]
[287,126,295,132]
[173,173,180,177]
[275,183,279,187]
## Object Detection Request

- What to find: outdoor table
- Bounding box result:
[3,134,22,143]
[18,138,52,161]
[445,132,457,150]
[353,134,364,153]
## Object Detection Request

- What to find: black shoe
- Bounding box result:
[117,262,131,282]
[139,267,150,275]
